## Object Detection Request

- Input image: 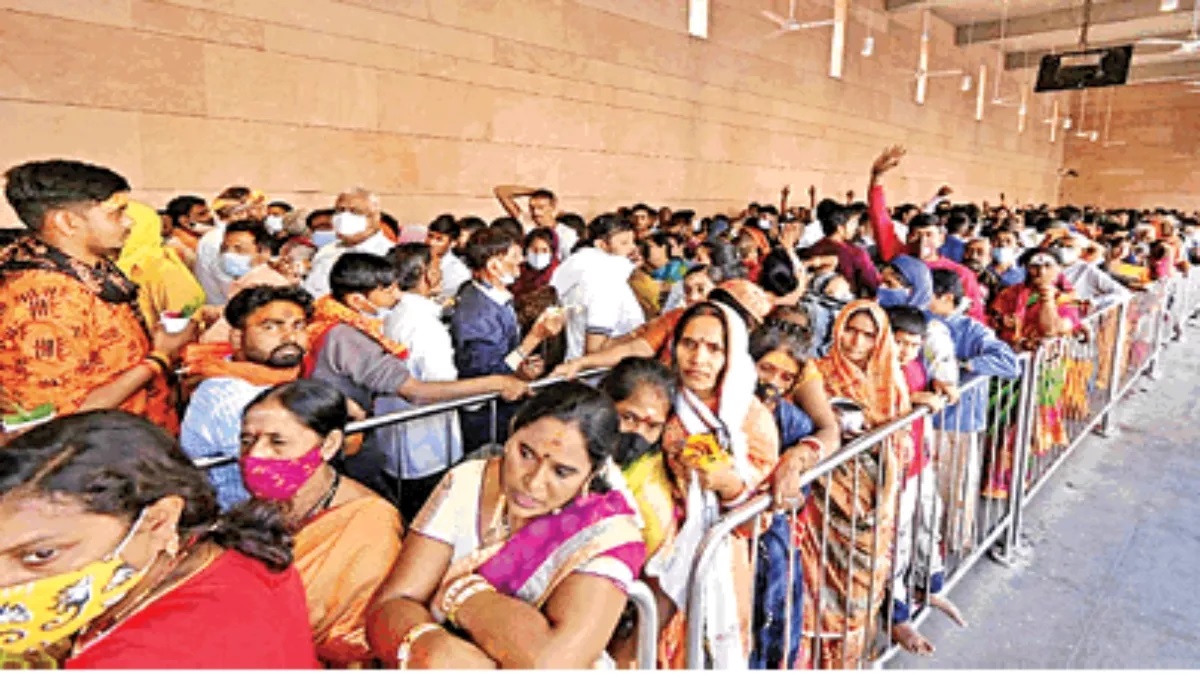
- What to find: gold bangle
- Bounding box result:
[438,574,485,621]
[447,578,494,629]
[396,622,441,670]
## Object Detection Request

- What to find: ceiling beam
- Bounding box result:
[884,0,930,9]
[1004,35,1195,70]
[955,0,1197,46]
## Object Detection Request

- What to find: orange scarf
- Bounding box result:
[181,343,301,388]
[303,296,409,377]
[817,299,911,427]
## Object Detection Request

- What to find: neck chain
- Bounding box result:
[302,470,341,523]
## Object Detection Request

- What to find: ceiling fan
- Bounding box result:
[1138,2,1200,54]
[761,0,835,40]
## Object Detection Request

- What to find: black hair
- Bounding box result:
[946,212,971,236]
[329,252,398,302]
[379,212,399,238]
[223,219,273,251]
[931,268,964,303]
[759,204,779,217]
[530,188,557,202]
[463,227,516,272]
[306,208,335,229]
[759,248,799,296]
[700,238,747,280]
[600,357,677,410]
[630,203,653,216]
[587,213,635,245]
[707,289,757,329]
[509,381,619,493]
[224,285,315,330]
[457,216,487,237]
[1017,246,1063,269]
[683,263,727,287]
[428,213,460,239]
[885,305,928,338]
[267,201,293,212]
[245,380,349,439]
[389,242,433,291]
[556,213,586,239]
[815,199,841,229]
[0,411,292,571]
[820,204,849,237]
[4,159,131,231]
[524,227,557,253]
[670,209,696,227]
[166,195,206,225]
[748,323,812,367]
[638,232,671,261]
[490,218,524,245]
[908,213,940,233]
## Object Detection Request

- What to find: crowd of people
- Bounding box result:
[0,150,1196,669]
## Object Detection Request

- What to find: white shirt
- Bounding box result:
[303,230,394,298]
[194,223,232,304]
[799,220,825,248]
[555,223,579,260]
[1064,261,1131,313]
[550,247,644,360]
[439,251,472,301]
[377,292,462,478]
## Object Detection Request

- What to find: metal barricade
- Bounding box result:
[626,581,660,670]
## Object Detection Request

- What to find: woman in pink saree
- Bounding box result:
[365,382,646,669]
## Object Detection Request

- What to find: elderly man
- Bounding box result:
[1054,233,1130,314]
[304,187,395,298]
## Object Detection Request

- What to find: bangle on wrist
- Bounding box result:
[396,622,442,670]
[447,578,494,628]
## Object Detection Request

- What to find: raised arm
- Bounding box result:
[867,146,907,263]
[493,185,537,220]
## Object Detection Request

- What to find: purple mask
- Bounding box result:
[241,444,323,501]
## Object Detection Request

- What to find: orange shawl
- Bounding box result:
[816,300,911,426]
[302,296,409,377]
[294,495,403,667]
[181,343,300,387]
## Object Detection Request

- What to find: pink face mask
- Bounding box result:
[240,444,324,501]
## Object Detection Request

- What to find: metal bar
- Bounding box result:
[1004,352,1037,554]
[626,581,659,670]
[344,368,610,434]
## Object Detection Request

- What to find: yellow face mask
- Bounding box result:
[0,511,149,654]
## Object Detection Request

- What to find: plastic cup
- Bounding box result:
[160,312,191,334]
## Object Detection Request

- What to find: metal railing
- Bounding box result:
[682,274,1193,670]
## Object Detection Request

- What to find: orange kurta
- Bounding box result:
[0,268,177,432]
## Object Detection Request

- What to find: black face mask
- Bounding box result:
[615,432,656,466]
[755,381,783,408]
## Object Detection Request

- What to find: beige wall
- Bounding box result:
[0,0,1063,227]
[1059,82,1200,212]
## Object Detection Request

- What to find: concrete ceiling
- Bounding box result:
[885,0,1200,87]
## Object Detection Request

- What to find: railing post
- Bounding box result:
[1148,282,1168,380]
[999,349,1039,563]
[1098,300,1129,438]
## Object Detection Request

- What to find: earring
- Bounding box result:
[164,535,181,559]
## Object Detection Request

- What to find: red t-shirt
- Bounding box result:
[67,550,318,669]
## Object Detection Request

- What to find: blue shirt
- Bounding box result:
[932,313,1021,432]
[180,377,267,510]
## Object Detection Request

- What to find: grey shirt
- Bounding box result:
[308,324,411,410]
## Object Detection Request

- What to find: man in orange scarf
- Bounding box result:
[0,159,193,436]
[180,285,314,509]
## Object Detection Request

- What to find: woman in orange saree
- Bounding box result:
[796,299,911,669]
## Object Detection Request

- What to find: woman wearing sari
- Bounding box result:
[238,380,402,667]
[650,300,780,669]
[798,300,911,669]
[983,249,1084,499]
[365,382,646,669]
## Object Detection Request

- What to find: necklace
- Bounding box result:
[301,470,341,523]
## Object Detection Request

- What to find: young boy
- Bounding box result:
[885,306,966,656]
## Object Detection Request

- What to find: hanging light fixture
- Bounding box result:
[1161,0,1180,12]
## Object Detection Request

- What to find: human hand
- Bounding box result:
[153,321,199,362]
[771,441,822,508]
[781,184,791,198]
[871,145,907,177]
[938,185,953,197]
[931,380,960,406]
[697,464,744,501]
[550,359,584,380]
[495,375,531,402]
[531,307,566,341]
[516,355,546,381]
[910,390,947,413]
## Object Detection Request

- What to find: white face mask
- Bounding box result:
[993,247,1016,266]
[1058,248,1080,266]
[264,214,285,234]
[333,211,369,237]
[527,251,552,271]
[498,271,516,287]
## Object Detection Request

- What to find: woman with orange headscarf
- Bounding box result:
[797,300,910,669]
